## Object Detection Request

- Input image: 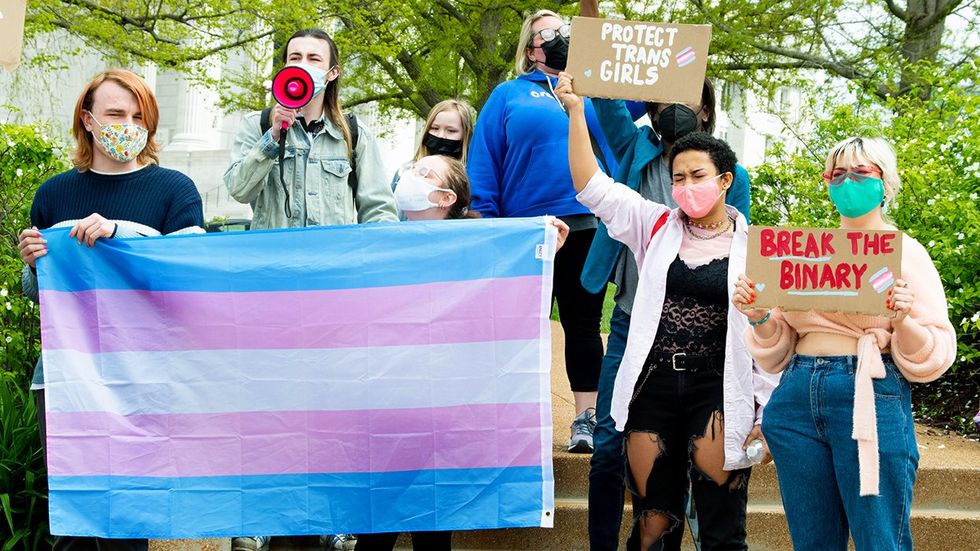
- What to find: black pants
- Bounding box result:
[36,391,148,551]
[624,366,750,551]
[553,227,605,392]
[354,531,452,551]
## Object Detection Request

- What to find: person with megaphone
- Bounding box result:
[224,28,397,232]
[224,28,397,551]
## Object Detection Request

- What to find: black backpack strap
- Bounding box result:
[260,106,273,136]
[346,113,359,197]
[531,79,612,176]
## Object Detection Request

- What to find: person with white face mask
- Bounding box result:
[17,68,204,551]
[357,154,567,551]
[556,74,779,551]
[224,28,397,231]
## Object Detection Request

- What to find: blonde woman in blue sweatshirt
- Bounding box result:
[467,9,617,452]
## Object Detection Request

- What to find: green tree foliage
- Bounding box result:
[0,124,67,550]
[688,0,978,101]
[25,0,584,117]
[23,1,978,117]
[750,61,980,434]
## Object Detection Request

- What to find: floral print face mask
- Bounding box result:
[86,111,148,162]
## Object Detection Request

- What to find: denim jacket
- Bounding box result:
[224,111,398,229]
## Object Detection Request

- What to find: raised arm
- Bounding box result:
[555,72,599,193]
[580,0,599,18]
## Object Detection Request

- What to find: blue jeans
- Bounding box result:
[588,307,700,551]
[588,306,630,550]
[762,355,918,551]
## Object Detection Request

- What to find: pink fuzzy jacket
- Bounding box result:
[745,234,956,496]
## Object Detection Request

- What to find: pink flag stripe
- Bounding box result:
[40,276,542,354]
[870,271,893,287]
[46,402,546,478]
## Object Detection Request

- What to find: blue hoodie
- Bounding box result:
[467,71,618,218]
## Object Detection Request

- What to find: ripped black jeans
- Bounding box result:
[624,359,750,551]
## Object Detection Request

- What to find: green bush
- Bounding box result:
[750,62,980,435]
[0,123,69,549]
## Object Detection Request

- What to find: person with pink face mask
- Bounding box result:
[555,74,778,551]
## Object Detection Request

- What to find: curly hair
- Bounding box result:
[668,131,738,177]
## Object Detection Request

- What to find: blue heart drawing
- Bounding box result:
[583,69,593,78]
[756,283,766,292]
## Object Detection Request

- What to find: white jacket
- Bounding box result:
[578,171,780,470]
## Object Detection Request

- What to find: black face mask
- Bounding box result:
[652,104,702,144]
[423,132,463,159]
[540,36,569,71]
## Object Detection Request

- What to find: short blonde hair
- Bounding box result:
[825,137,901,205]
[515,10,561,75]
[413,99,476,164]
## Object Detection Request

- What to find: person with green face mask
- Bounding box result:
[733,137,957,551]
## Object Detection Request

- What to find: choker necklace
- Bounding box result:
[687,216,728,230]
[685,217,735,240]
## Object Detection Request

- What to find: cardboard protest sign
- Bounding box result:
[0,0,28,71]
[566,16,711,104]
[746,227,903,316]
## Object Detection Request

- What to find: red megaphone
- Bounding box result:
[271,65,315,130]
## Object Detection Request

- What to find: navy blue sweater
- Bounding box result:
[25,164,203,388]
[30,164,203,233]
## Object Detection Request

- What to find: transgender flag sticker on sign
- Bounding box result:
[869,266,896,293]
[676,47,697,67]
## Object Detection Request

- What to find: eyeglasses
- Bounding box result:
[400,162,445,184]
[822,165,882,183]
[531,24,571,44]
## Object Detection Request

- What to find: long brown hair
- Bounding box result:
[282,28,353,158]
[71,69,160,171]
[413,99,476,164]
[437,156,481,220]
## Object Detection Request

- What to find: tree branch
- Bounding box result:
[721,61,812,70]
[347,90,412,108]
[691,0,896,99]
[921,0,964,29]
[881,0,908,20]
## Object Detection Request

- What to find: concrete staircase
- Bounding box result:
[441,321,980,550]
[151,322,980,550]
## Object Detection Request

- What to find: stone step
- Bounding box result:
[447,499,980,551]
[188,500,973,551]
[553,450,980,510]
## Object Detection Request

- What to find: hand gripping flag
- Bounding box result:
[37,218,556,538]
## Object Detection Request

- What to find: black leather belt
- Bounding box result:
[647,352,724,372]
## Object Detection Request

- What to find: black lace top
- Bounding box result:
[648,255,730,357]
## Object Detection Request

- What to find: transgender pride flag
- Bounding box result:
[37,218,556,538]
